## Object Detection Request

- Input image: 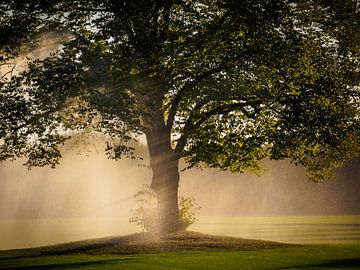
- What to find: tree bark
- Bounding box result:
[145,125,184,234]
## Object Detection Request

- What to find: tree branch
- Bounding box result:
[166,65,224,128]
[164,6,235,128]
[0,64,16,80]
[174,101,261,152]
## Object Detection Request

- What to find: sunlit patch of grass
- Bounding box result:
[0,244,360,269]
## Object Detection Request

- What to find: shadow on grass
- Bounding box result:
[0,257,143,269]
[278,258,360,269]
[0,234,136,262]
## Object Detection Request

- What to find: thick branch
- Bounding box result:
[175,101,261,152]
[166,65,224,128]
[164,6,234,128]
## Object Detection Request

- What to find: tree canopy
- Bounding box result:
[1,0,359,181]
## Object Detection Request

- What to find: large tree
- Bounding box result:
[0,0,359,233]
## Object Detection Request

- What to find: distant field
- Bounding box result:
[192,215,360,244]
[0,218,138,250]
[1,215,359,250]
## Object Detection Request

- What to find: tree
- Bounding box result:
[0,0,359,234]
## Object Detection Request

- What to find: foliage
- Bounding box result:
[0,0,359,181]
[178,196,201,229]
[129,186,158,232]
[130,185,201,232]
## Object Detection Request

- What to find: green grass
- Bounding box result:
[0,245,360,269]
[0,231,359,269]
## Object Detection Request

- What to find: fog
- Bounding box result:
[0,139,151,220]
[0,32,66,79]
[181,158,360,217]
[1,138,359,221]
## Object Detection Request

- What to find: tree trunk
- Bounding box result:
[146,126,184,234]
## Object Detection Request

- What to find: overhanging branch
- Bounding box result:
[174,101,261,152]
[166,65,224,128]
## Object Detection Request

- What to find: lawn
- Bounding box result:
[0,232,359,269]
[0,245,360,269]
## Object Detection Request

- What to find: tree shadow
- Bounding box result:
[278,258,360,269]
[0,233,143,261]
[0,257,143,269]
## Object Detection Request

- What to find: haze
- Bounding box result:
[1,137,359,221]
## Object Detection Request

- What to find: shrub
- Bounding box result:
[129,185,201,232]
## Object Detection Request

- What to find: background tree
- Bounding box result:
[0,0,359,233]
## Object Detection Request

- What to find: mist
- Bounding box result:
[181,159,360,217]
[0,140,150,220]
[1,138,359,220]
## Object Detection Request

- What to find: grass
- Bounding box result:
[192,215,360,244]
[0,231,360,269]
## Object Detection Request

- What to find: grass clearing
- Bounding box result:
[0,232,359,269]
[0,245,360,269]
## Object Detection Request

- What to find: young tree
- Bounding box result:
[1,0,359,233]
